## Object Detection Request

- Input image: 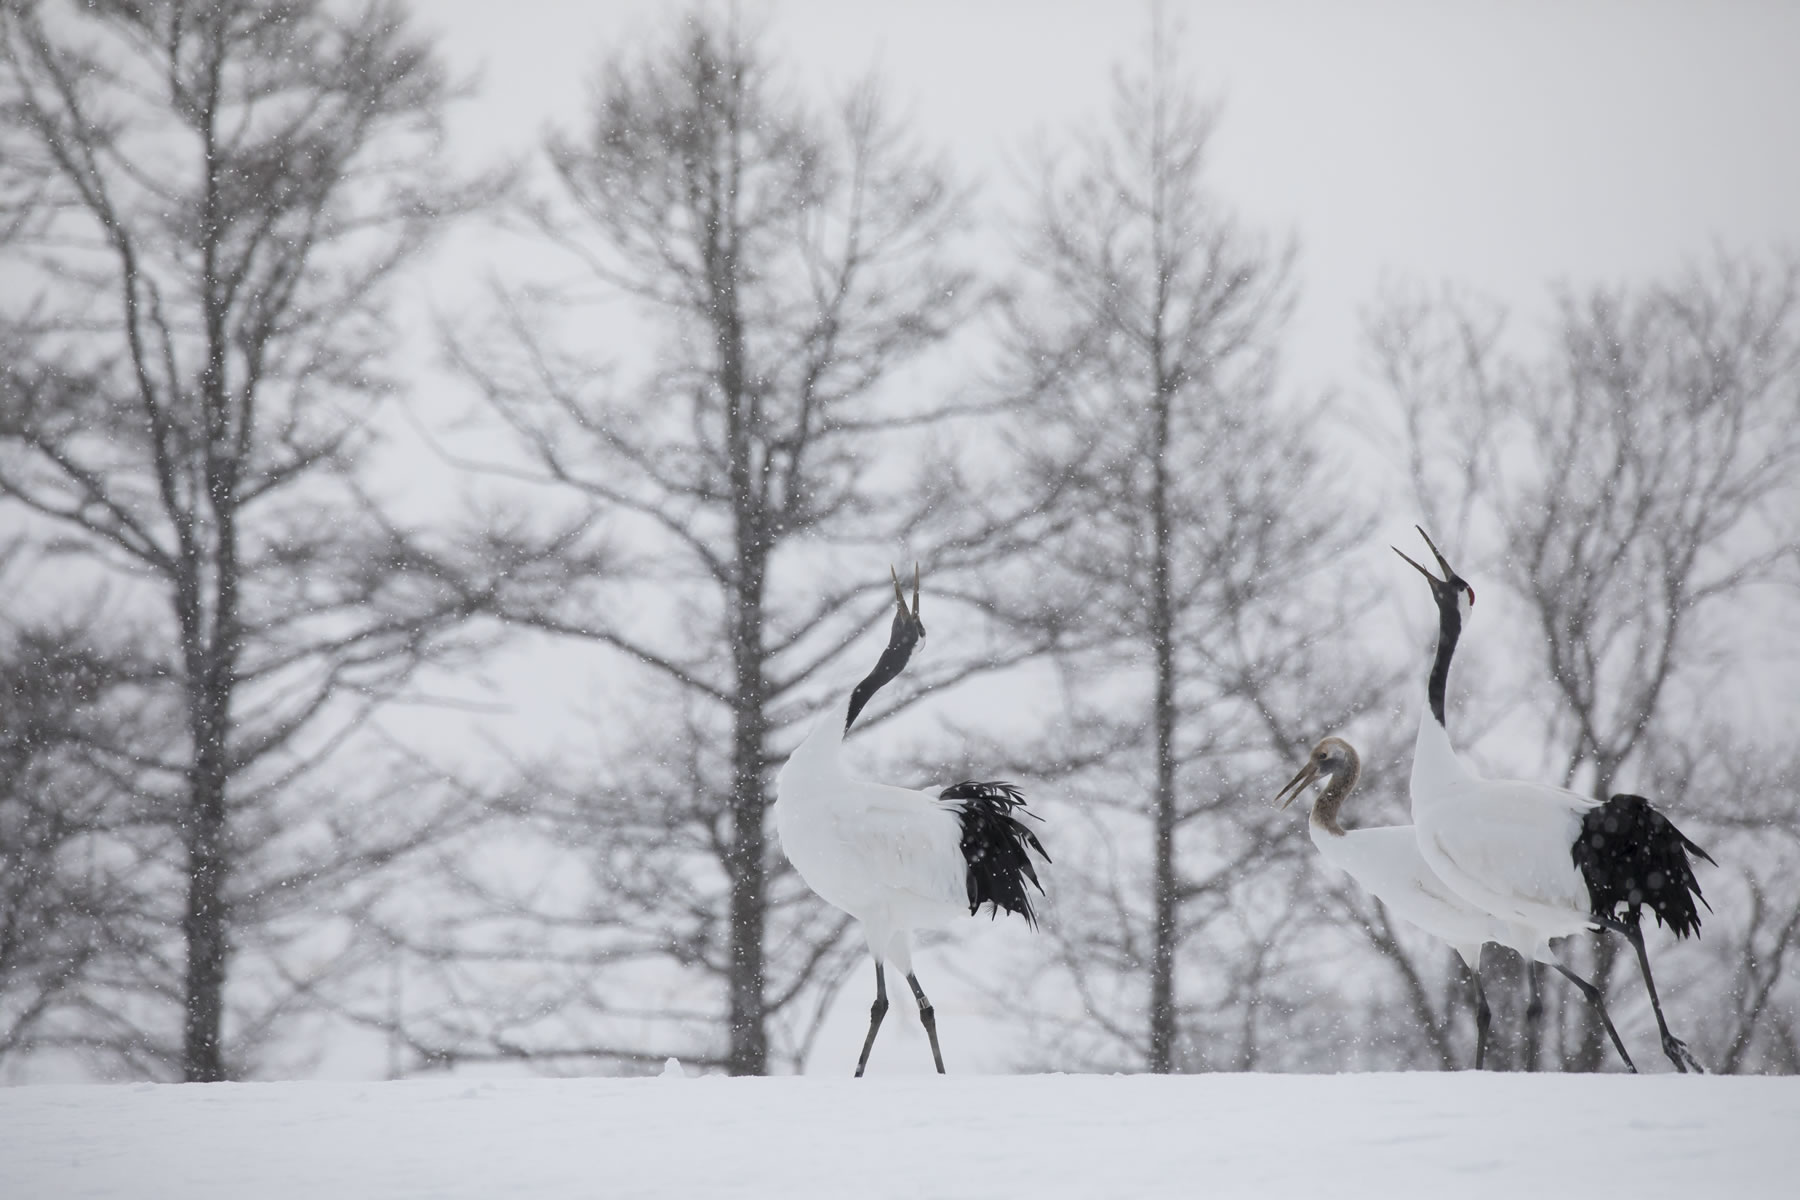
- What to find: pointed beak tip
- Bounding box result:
[1394,547,1433,582]
[1273,763,1316,811]
[1416,527,1454,573]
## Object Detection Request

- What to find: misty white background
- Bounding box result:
[310,0,1800,1075]
[426,0,1800,396]
[372,0,1800,765]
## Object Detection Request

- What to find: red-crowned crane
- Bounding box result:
[774,567,1049,1076]
[1275,735,1510,1068]
[1398,528,1714,1073]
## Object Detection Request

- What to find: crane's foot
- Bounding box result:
[1663,1032,1705,1074]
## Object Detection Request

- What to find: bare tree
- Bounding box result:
[981,22,1391,1073]
[413,11,1022,1076]
[1662,735,1800,1074]
[1370,250,1800,1071]
[0,0,491,1080]
[0,595,171,1072]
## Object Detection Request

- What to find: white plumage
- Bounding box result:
[776,722,972,975]
[1316,826,1503,963]
[1277,735,1506,1066]
[1396,528,1711,1073]
[774,567,1048,1075]
[1410,716,1598,954]
[1279,739,1508,968]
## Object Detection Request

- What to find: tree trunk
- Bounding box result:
[1569,937,1621,1071]
[725,571,770,1077]
[1480,949,1530,1071]
[180,748,230,1082]
[1146,364,1179,1074]
[714,150,770,1073]
[1520,960,1545,1071]
[177,581,235,1083]
[1147,599,1177,1072]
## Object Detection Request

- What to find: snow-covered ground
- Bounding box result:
[3,1070,1792,1199]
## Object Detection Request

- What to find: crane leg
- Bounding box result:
[1552,962,1637,1073]
[906,972,946,1074]
[1464,963,1491,1071]
[854,961,889,1078]
[1606,919,1705,1074]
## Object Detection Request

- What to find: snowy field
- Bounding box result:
[3,1070,1794,1199]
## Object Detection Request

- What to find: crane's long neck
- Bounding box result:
[786,610,920,785]
[1308,751,1360,841]
[786,705,850,784]
[843,611,919,733]
[1412,595,1475,808]
[1426,596,1463,729]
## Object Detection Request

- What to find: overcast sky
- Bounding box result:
[389,0,1800,771]
[421,0,1800,396]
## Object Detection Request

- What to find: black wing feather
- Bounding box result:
[1571,793,1714,939]
[940,780,1051,927]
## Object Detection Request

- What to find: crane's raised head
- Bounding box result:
[1273,736,1358,810]
[1394,526,1474,622]
[887,563,926,649]
[845,565,927,732]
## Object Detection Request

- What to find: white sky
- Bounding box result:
[421,0,1800,396]
[390,0,1800,782]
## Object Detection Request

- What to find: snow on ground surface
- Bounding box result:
[3,1071,1794,1199]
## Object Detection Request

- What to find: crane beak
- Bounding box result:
[1394,526,1452,585]
[1414,526,1457,578]
[1393,545,1439,583]
[1396,529,1475,608]
[889,564,923,625]
[1273,759,1320,810]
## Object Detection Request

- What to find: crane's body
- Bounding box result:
[1311,824,1503,971]
[776,721,973,974]
[1396,528,1712,1073]
[1278,736,1508,1065]
[1410,715,1598,953]
[774,568,1048,1075]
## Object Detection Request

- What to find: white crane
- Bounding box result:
[774,567,1050,1076]
[1275,735,1510,1068]
[1397,528,1713,1073]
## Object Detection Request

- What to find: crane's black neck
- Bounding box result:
[1427,598,1463,728]
[844,609,921,732]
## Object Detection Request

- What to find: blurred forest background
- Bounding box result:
[1,0,1796,1082]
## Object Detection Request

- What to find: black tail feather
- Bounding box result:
[1572,793,1713,939]
[941,780,1050,927]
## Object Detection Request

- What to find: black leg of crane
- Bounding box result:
[854,961,889,1078]
[906,972,946,1074]
[1605,919,1705,1074]
[1463,962,1491,1071]
[1553,962,1637,1074]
